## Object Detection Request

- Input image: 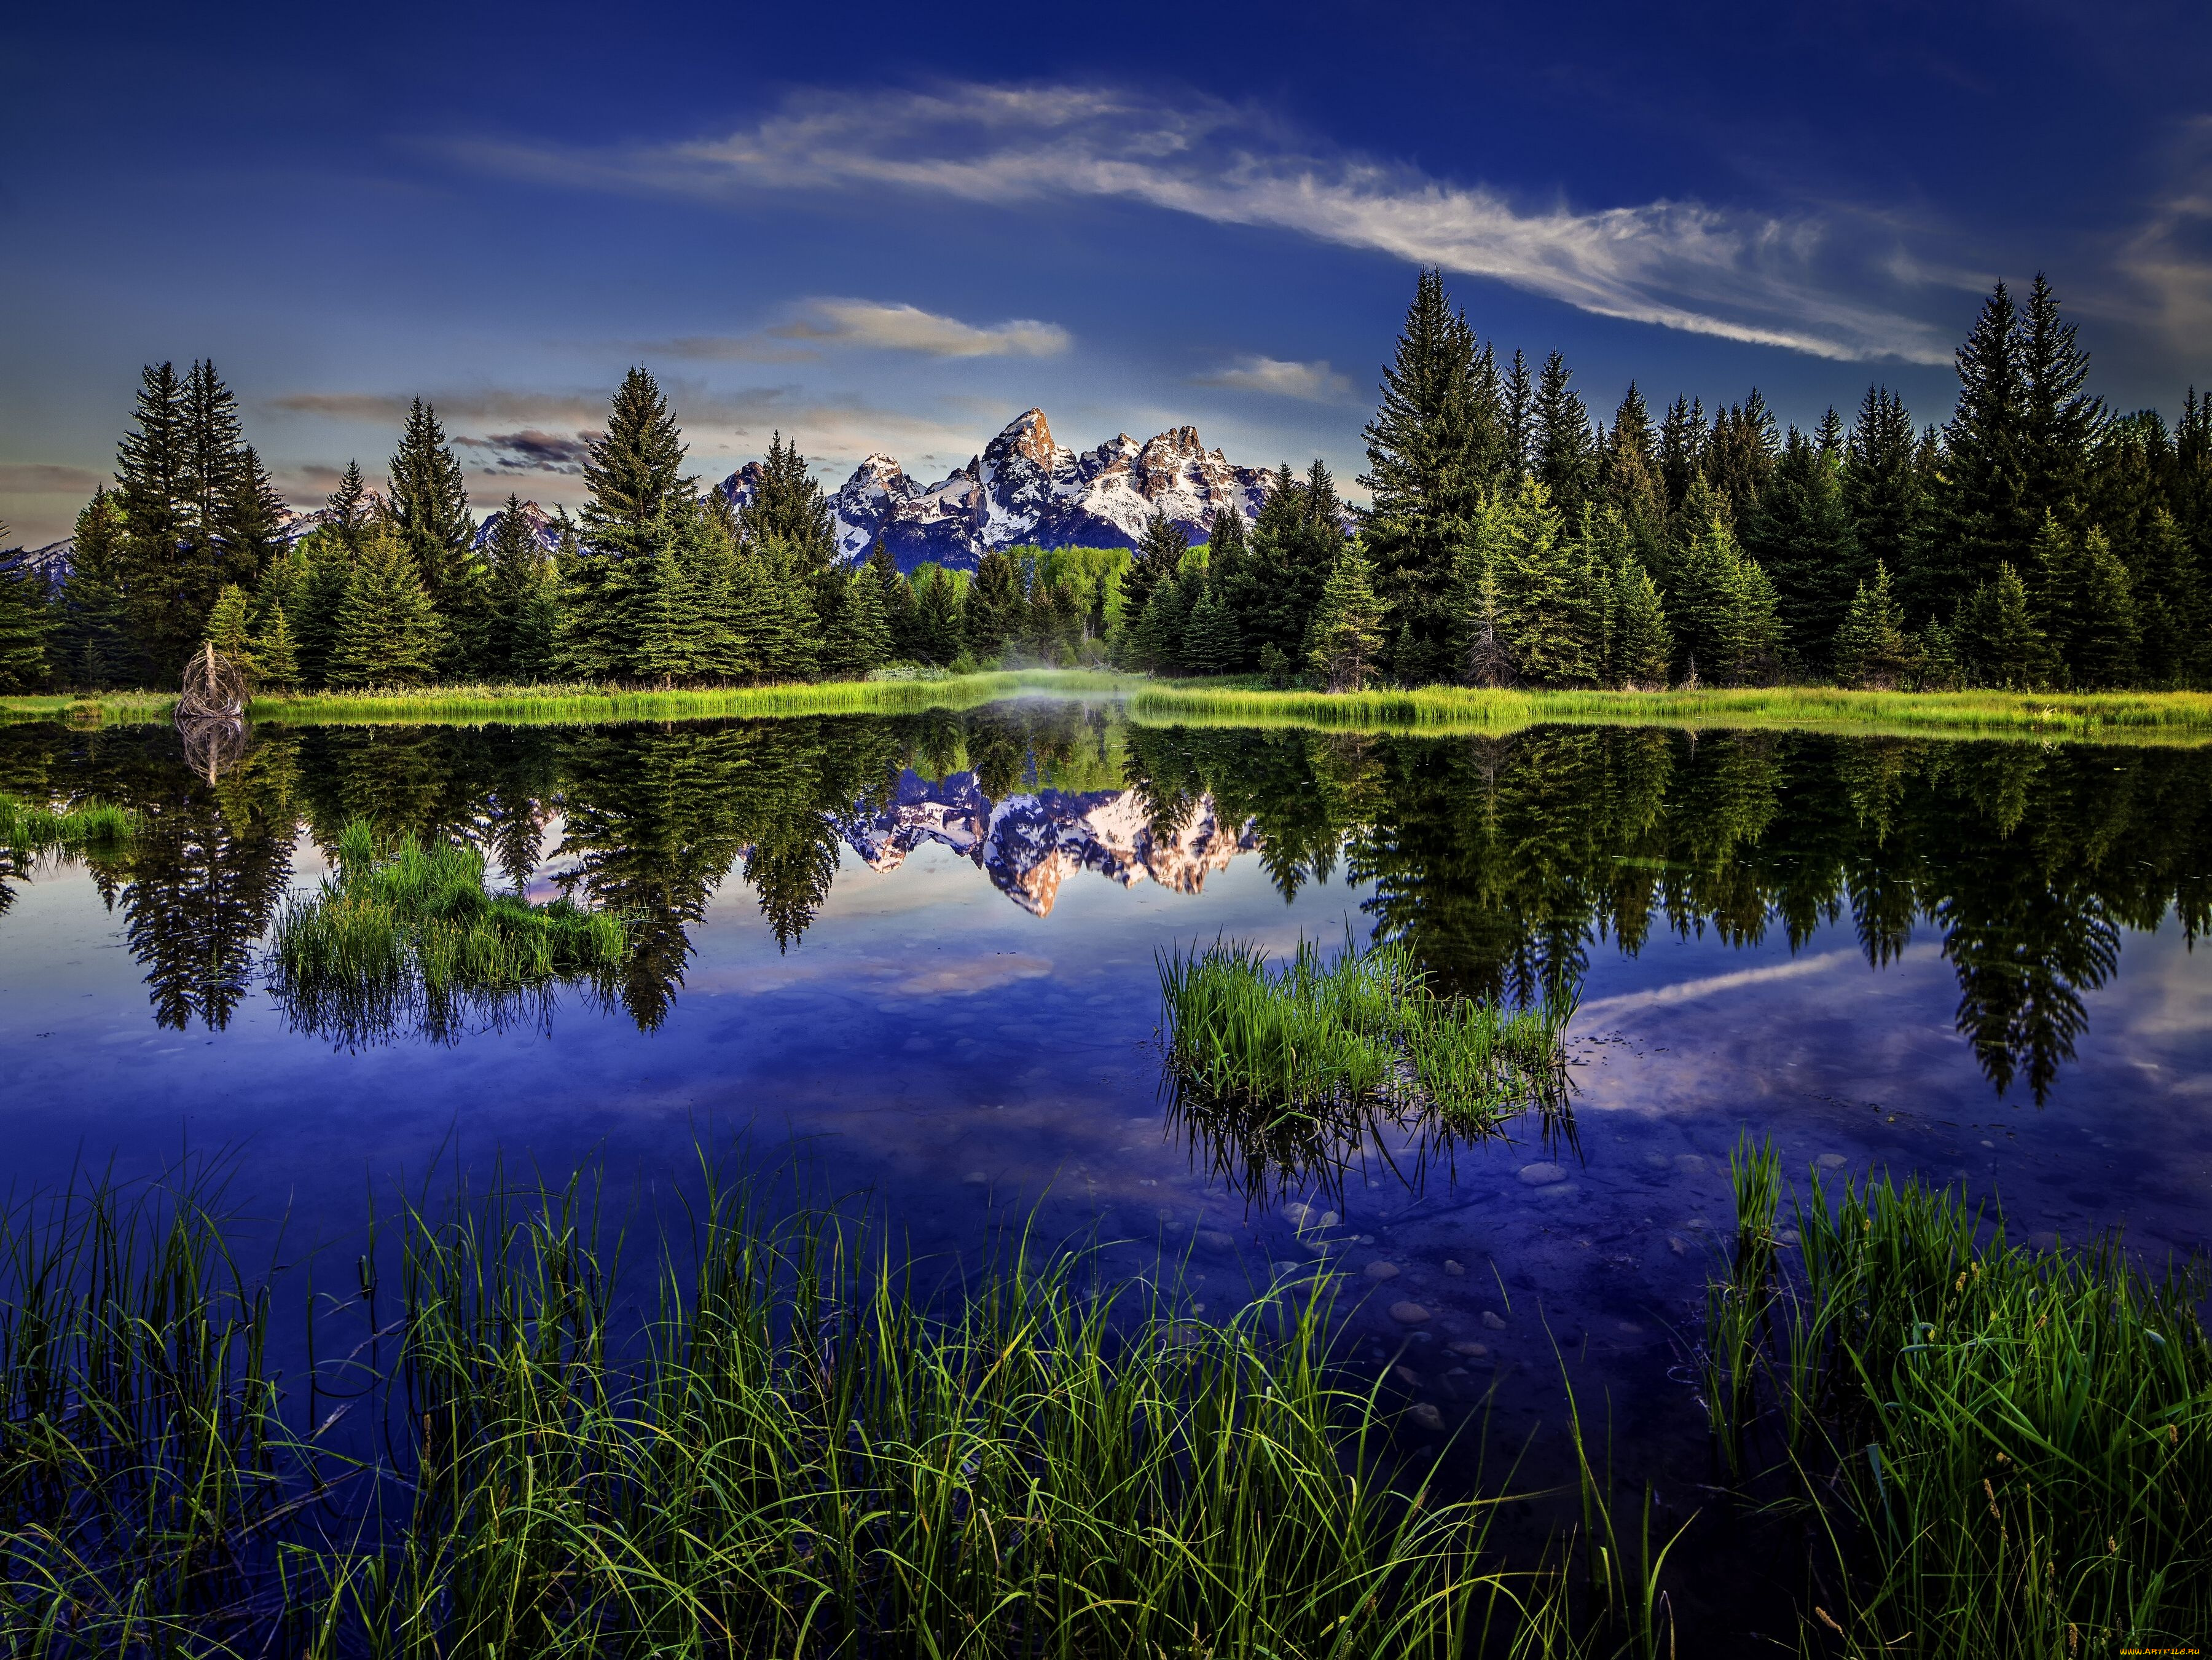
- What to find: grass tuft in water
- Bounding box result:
[266,819,629,1044]
[1158,932,1574,1133]
[1706,1162,2212,1656]
[0,790,142,858]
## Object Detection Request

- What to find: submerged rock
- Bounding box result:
[1518,1162,1567,1186]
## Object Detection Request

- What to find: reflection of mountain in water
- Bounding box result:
[833,770,1258,918]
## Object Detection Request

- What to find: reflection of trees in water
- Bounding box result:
[1128,724,2212,1103]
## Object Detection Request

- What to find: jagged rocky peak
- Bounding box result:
[716,406,1274,574]
[471,498,561,552]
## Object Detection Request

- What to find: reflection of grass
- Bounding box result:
[248,669,1140,726]
[1132,683,2212,745]
[267,819,628,1044]
[1159,933,1572,1131]
[1,1163,1677,1658]
[0,790,140,855]
[1708,1143,2212,1654]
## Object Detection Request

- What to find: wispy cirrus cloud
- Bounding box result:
[453,428,598,474]
[651,297,1070,363]
[1194,355,1355,401]
[447,82,1953,364]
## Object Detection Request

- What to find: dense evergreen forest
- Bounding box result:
[1,271,2205,696]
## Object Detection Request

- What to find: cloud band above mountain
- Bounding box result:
[451,82,1953,365]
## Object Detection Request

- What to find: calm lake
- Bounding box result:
[3,699,2209,1582]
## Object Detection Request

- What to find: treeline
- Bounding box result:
[4,270,2207,695]
[0,369,1135,694]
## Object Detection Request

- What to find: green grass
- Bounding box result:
[0,790,142,857]
[0,1162,1677,1658]
[1708,1143,2212,1656]
[266,819,630,1044]
[246,669,1142,726]
[1130,683,2212,746]
[1158,932,1574,1132]
[0,691,176,726]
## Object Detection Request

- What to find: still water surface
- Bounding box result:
[3,701,2208,1517]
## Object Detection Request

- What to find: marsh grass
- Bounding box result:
[1130,683,2212,746]
[247,670,1140,727]
[266,819,629,1045]
[1707,1145,2212,1656]
[1,1162,1680,1658]
[0,791,141,862]
[1158,933,1574,1135]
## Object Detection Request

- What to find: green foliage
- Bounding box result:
[822,564,892,679]
[738,431,836,575]
[1605,554,1673,688]
[386,398,484,670]
[1669,510,1780,685]
[55,489,135,688]
[1129,576,1187,673]
[1307,542,1386,691]
[0,559,52,693]
[1706,1158,2211,1655]
[1158,932,1572,1129]
[963,548,1022,662]
[1744,424,1862,666]
[1832,561,1912,689]
[1179,580,1241,674]
[329,522,442,687]
[1960,561,2049,690]
[911,562,963,665]
[202,583,256,677]
[0,790,140,857]
[254,603,300,690]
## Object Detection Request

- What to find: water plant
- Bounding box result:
[0,790,140,858]
[1157,932,1574,1133]
[265,818,630,1045]
[1,1162,1674,1658]
[1706,1152,2212,1655]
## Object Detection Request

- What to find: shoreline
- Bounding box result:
[6,671,2211,744]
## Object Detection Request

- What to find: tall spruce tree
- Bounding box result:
[562,371,696,680]
[823,568,892,678]
[1180,582,1241,675]
[1843,386,1928,618]
[256,604,300,690]
[1502,350,1534,479]
[2017,273,2102,535]
[224,444,289,586]
[58,489,136,686]
[1531,350,1598,523]
[329,522,441,686]
[114,361,194,677]
[1359,270,1504,682]
[1743,426,1861,667]
[1306,544,1385,691]
[864,541,917,660]
[2072,529,2139,690]
[965,549,1022,661]
[1961,562,2047,688]
[1609,556,1673,688]
[914,567,962,666]
[1940,281,2032,609]
[739,433,838,574]
[387,399,484,671]
[1120,510,1189,632]
[1704,392,1779,516]
[1657,395,1706,518]
[0,527,49,692]
[1832,562,1910,688]
[1601,384,1668,564]
[485,497,550,679]
[181,360,248,607]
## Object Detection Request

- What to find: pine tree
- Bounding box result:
[1602,384,1668,561]
[1121,509,1189,624]
[1610,557,1672,688]
[2017,273,2103,534]
[914,566,962,666]
[386,398,485,672]
[1502,350,1534,479]
[633,546,704,685]
[1961,562,2047,689]
[824,568,892,678]
[58,489,136,686]
[1657,396,1706,517]
[1531,350,1597,522]
[1131,580,1187,674]
[1461,479,1594,686]
[114,361,193,677]
[1941,281,2031,608]
[965,549,1022,661]
[1202,505,1258,667]
[291,528,353,689]
[223,444,290,586]
[1704,391,1779,516]
[182,360,248,604]
[0,530,50,692]
[2128,507,2202,686]
[1832,562,1910,688]
[1843,387,1928,619]
[2029,511,2084,682]
[739,433,837,575]
[864,541,917,660]
[1180,583,1241,675]
[325,460,370,545]
[2073,529,2139,690]
[1743,426,1862,667]
[256,604,300,690]
[203,584,257,679]
[485,495,549,679]
[1307,545,1386,691]
[1449,537,1514,686]
[329,522,441,686]
[1671,511,1747,685]
[1359,270,1504,679]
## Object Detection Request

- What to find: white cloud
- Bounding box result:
[450,83,1953,364]
[776,299,1069,357]
[1195,356,1355,401]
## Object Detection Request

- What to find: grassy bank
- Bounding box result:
[1131,682,2212,745]
[1708,1144,2211,1655]
[0,790,141,856]
[0,691,177,726]
[1,1166,1671,1659]
[246,668,1140,726]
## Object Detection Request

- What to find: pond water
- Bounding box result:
[3,700,2209,1614]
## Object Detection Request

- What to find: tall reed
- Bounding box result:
[1,1162,1671,1657]
[0,791,141,858]
[1705,1166,2212,1656]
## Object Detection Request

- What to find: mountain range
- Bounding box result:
[722,407,1271,572]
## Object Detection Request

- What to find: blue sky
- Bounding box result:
[2,0,2206,544]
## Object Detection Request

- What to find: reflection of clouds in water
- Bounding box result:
[1573,942,1945,1026]
[688,952,1055,999]
[2100,925,2212,1044]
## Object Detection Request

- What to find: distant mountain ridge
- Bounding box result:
[721,407,1272,573]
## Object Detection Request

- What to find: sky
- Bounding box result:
[3,0,2209,545]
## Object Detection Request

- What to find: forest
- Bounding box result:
[1,271,2206,698]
